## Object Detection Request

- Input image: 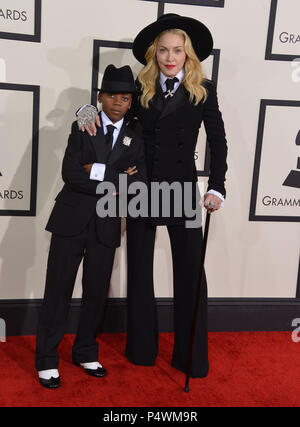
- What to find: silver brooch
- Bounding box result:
[164,89,175,99]
[123,136,132,146]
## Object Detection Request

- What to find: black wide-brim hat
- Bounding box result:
[132,13,213,65]
[97,64,136,93]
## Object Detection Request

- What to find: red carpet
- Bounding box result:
[0,332,299,407]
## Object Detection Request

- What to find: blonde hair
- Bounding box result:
[138,28,208,108]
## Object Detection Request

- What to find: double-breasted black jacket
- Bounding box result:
[132,78,228,226]
[46,115,147,247]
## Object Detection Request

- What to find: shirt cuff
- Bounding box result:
[206,189,225,207]
[90,163,106,181]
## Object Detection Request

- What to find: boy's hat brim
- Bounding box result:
[95,64,136,93]
[132,13,213,65]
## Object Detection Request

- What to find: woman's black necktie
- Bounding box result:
[105,124,116,159]
[164,77,179,99]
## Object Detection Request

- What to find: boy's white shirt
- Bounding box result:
[89,111,124,181]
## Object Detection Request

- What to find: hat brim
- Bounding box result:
[132,15,213,65]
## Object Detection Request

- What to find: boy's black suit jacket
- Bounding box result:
[46,114,147,248]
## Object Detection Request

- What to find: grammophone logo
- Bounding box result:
[249,99,300,222]
[283,130,300,189]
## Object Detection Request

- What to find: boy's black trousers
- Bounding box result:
[35,215,115,371]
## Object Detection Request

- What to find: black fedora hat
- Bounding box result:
[98,64,136,93]
[132,13,213,65]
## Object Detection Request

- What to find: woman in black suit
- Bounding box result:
[78,13,228,378]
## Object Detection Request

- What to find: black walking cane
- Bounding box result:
[184,211,211,392]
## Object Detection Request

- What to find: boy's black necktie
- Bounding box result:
[164,77,179,99]
[105,124,116,159]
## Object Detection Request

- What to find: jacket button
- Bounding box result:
[155,144,160,149]
[155,127,160,131]
[154,158,159,164]
[177,160,183,164]
[178,142,184,148]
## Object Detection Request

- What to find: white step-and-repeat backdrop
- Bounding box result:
[0,0,299,300]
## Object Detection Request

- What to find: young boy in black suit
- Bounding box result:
[35,65,147,388]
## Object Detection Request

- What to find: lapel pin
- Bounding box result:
[123,136,132,146]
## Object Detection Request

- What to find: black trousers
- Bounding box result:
[125,219,209,378]
[35,215,115,371]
